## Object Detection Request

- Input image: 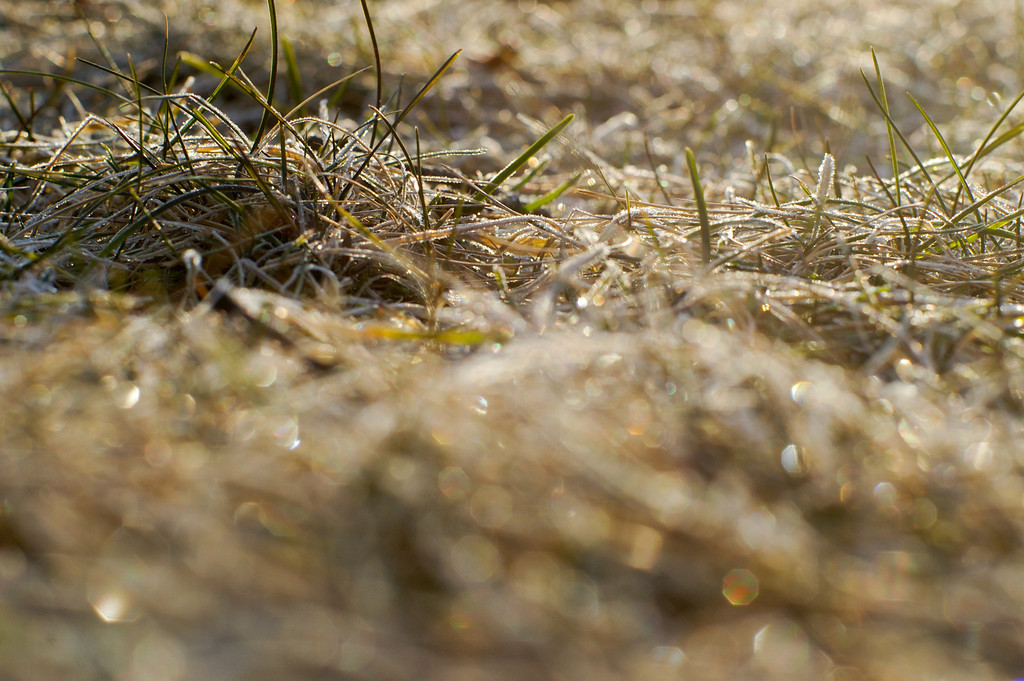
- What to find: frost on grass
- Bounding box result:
[5,2,1024,681]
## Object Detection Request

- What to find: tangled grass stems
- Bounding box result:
[0,2,1023,374]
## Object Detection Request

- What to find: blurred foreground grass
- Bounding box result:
[3,1,1024,679]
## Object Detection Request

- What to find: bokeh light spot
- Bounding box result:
[450,535,502,584]
[90,589,141,623]
[438,466,471,501]
[722,568,759,606]
[470,485,513,529]
[781,443,807,476]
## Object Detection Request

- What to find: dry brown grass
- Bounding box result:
[3,2,1024,680]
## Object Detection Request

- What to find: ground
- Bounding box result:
[2,1,1024,679]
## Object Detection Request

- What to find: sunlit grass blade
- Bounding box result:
[250,0,281,153]
[908,93,975,206]
[860,67,949,216]
[179,28,257,106]
[358,0,384,146]
[955,88,1024,206]
[476,113,574,199]
[523,172,582,214]
[510,157,549,193]
[808,152,834,237]
[869,49,901,207]
[685,147,712,265]
[946,172,1024,225]
[340,51,462,200]
[975,119,1024,162]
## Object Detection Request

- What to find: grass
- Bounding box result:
[3,1,1024,680]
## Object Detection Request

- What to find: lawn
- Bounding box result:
[2,1,1024,679]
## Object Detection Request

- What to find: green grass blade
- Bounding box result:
[908,93,976,206]
[523,172,582,214]
[74,58,163,97]
[961,88,1024,187]
[279,67,370,122]
[947,172,1024,225]
[358,0,384,146]
[171,27,258,146]
[510,157,549,193]
[340,51,462,201]
[976,119,1024,160]
[685,147,712,265]
[389,51,461,134]
[476,113,574,199]
[870,49,901,207]
[250,0,281,153]
[859,70,949,215]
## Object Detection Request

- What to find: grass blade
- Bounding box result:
[476,113,575,199]
[250,0,280,153]
[870,49,901,207]
[808,152,834,237]
[340,51,462,200]
[523,171,582,214]
[859,69,949,216]
[685,147,712,265]
[955,88,1024,207]
[358,0,384,146]
[908,93,976,206]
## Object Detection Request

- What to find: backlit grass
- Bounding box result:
[2,2,1024,680]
